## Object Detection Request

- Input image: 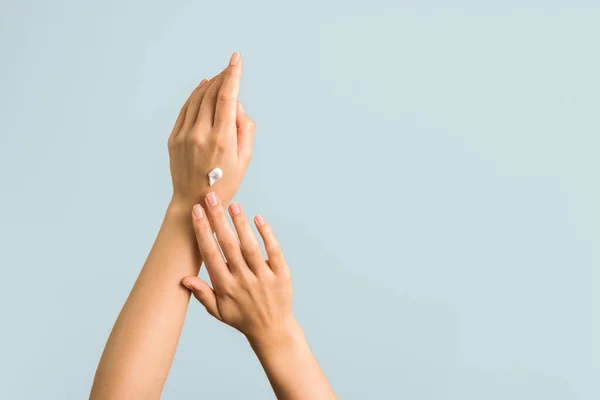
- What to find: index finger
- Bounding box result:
[213,52,242,130]
[192,204,232,285]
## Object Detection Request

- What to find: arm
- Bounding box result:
[182,193,337,400]
[90,52,256,400]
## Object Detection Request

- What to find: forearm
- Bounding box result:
[90,202,199,400]
[250,319,337,400]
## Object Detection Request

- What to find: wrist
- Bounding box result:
[166,199,194,217]
[170,193,233,214]
[164,201,195,232]
[247,317,305,355]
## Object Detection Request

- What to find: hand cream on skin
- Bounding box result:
[208,168,223,186]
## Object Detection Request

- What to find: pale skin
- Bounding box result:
[90,52,335,400]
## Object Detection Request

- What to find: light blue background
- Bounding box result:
[1,1,598,399]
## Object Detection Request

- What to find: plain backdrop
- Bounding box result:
[0,1,598,399]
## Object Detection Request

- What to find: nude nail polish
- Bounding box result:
[206,192,218,207]
[229,52,240,66]
[193,204,203,219]
[230,203,241,216]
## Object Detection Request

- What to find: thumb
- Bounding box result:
[181,277,221,320]
[236,101,256,162]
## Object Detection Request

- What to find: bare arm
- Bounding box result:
[182,193,336,400]
[250,322,336,400]
[90,53,255,400]
[89,203,199,399]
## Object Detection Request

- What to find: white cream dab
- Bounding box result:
[208,168,223,186]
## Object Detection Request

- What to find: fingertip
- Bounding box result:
[226,54,242,79]
[229,52,240,66]
[255,214,266,226]
[192,204,204,220]
[229,202,241,216]
[181,277,197,291]
[206,192,219,208]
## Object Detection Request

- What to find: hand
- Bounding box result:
[181,192,296,346]
[168,52,256,211]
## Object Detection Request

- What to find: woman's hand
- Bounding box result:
[182,193,337,400]
[168,53,255,212]
[181,192,297,346]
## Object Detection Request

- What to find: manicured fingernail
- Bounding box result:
[193,204,204,219]
[206,192,218,207]
[229,52,240,66]
[229,203,241,216]
[198,78,207,87]
[255,214,266,226]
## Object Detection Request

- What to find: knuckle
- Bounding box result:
[202,247,222,261]
[281,265,292,280]
[242,275,259,290]
[219,237,238,250]
[209,206,224,217]
[263,270,277,283]
[204,135,217,147]
[218,282,234,296]
[216,139,228,152]
[266,241,281,254]
[204,91,219,103]
[194,219,212,233]
[224,67,239,82]
[185,133,202,146]
[174,132,186,144]
[216,94,234,106]
[205,135,227,151]
[239,148,253,162]
[227,66,239,77]
[242,243,262,257]
[187,97,200,109]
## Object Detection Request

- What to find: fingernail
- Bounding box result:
[198,78,207,87]
[255,214,266,226]
[206,192,218,207]
[229,203,241,216]
[238,101,244,113]
[229,52,240,66]
[193,204,204,219]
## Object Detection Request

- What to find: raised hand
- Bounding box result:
[168,52,255,212]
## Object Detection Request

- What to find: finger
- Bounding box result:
[204,192,249,275]
[181,78,211,133]
[196,71,226,131]
[236,101,256,162]
[169,101,188,142]
[228,202,269,274]
[168,80,206,141]
[254,214,287,274]
[214,52,242,131]
[181,276,221,320]
[192,204,231,283]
